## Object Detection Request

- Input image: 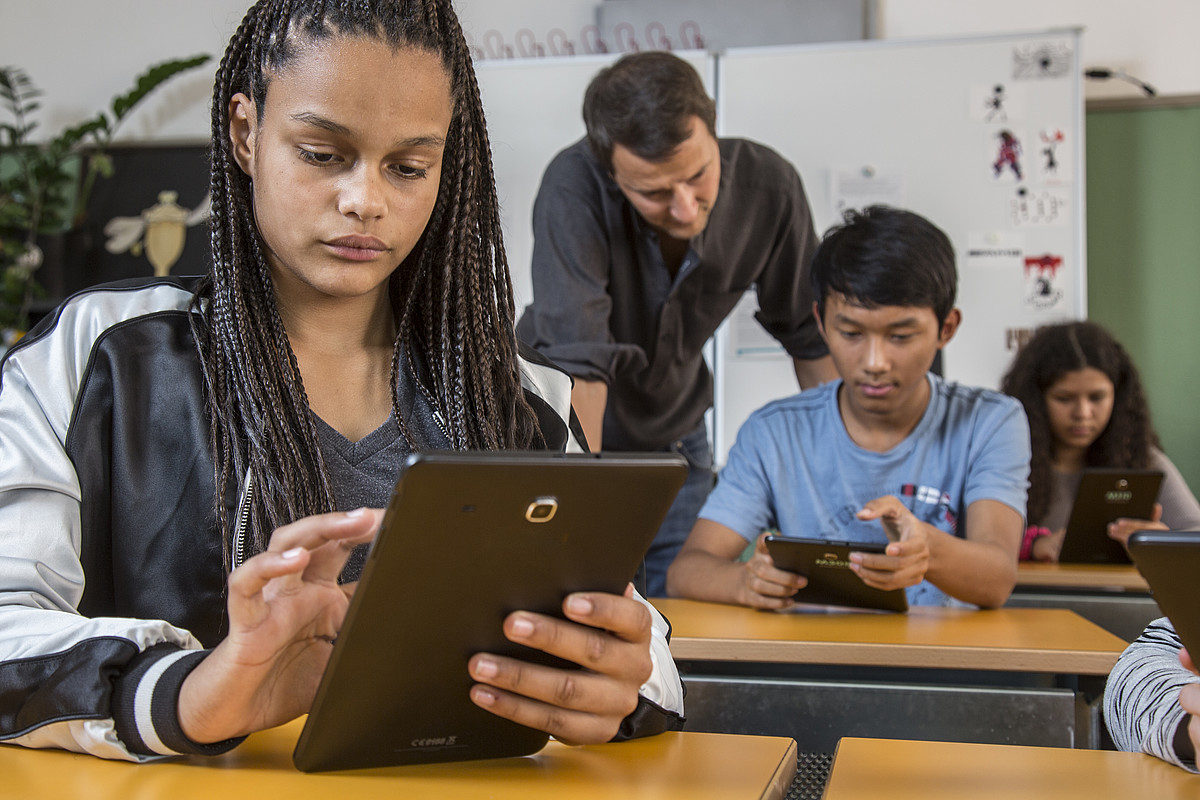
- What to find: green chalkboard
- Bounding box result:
[1086,95,1200,494]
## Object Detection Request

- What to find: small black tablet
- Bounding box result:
[1127,530,1200,658]
[763,536,908,613]
[1058,468,1164,564]
[292,450,688,772]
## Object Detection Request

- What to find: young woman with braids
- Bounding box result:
[0,0,682,761]
[1000,320,1200,562]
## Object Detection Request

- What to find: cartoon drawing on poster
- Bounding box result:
[1010,186,1068,227]
[969,83,1027,123]
[992,129,1024,181]
[1035,126,1073,183]
[966,230,1025,270]
[1023,253,1065,311]
[985,84,1008,121]
[1011,41,1073,80]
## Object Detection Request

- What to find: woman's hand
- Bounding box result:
[178,508,383,743]
[1031,528,1067,562]
[1108,503,1167,547]
[1180,648,1200,762]
[467,584,654,745]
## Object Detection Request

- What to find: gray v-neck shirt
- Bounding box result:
[316,350,451,581]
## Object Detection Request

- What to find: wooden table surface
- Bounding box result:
[822,737,1199,799]
[0,719,798,800]
[652,598,1128,674]
[1016,561,1149,591]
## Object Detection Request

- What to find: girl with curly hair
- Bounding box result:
[1000,321,1200,561]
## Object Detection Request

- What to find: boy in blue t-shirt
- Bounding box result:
[666,206,1030,608]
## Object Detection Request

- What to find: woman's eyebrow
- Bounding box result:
[289,111,446,149]
[290,111,351,136]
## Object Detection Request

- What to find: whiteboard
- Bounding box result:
[712,30,1085,463]
[475,51,712,314]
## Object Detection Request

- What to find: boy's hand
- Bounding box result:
[850,496,931,591]
[466,584,652,745]
[734,532,808,609]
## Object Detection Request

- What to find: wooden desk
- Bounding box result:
[1008,562,1159,641]
[0,719,798,800]
[653,598,1126,674]
[1017,562,1148,592]
[822,737,1199,799]
[651,599,1129,761]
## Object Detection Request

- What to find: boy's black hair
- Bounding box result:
[811,205,957,325]
[582,51,717,173]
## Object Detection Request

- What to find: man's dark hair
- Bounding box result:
[810,205,957,325]
[582,51,717,172]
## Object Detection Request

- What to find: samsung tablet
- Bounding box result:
[763,536,908,613]
[292,450,688,772]
[1058,468,1164,564]
[1127,530,1200,657]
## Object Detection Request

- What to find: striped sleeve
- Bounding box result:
[1104,618,1199,772]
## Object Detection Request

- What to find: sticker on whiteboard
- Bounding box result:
[1011,41,1073,80]
[1023,254,1066,311]
[1010,187,1068,227]
[991,130,1025,182]
[730,300,785,360]
[828,166,907,220]
[966,231,1025,269]
[969,83,1025,123]
[1005,327,1035,353]
[1035,127,1073,184]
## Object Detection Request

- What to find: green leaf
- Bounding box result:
[109,54,211,122]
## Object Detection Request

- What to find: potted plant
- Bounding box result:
[0,54,210,343]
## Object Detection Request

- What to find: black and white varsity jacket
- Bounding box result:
[0,277,683,761]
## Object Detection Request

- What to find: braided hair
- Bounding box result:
[1000,321,1160,525]
[193,0,542,566]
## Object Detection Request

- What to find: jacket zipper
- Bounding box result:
[233,471,253,570]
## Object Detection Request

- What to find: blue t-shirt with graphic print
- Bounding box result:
[699,373,1030,606]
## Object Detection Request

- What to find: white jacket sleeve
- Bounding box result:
[0,292,216,761]
[1105,618,1199,773]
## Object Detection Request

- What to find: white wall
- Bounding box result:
[3,1,1198,143]
[878,0,1200,100]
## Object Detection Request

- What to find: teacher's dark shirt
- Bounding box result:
[516,137,826,451]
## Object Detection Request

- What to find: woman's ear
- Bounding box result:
[228,92,257,177]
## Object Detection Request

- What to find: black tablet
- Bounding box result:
[763,536,908,613]
[1058,468,1164,564]
[1127,530,1200,658]
[292,450,688,772]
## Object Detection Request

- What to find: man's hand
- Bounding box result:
[850,496,931,591]
[467,584,654,745]
[178,508,383,743]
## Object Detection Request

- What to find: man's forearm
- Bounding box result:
[793,355,838,390]
[570,379,608,452]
